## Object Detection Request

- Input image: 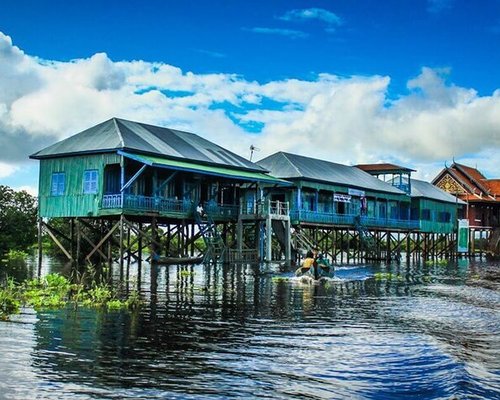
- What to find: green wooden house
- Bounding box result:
[256,152,416,230]
[357,163,465,234]
[30,118,284,221]
[407,178,465,233]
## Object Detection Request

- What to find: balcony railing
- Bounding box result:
[290,209,420,230]
[240,200,289,217]
[101,194,192,215]
[101,194,238,219]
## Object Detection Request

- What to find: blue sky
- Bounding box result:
[0,0,499,192]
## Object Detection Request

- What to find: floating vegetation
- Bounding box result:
[179,270,196,277]
[425,259,449,267]
[271,276,288,282]
[373,272,405,281]
[0,273,142,320]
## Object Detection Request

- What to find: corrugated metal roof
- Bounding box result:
[257,152,406,195]
[119,151,290,185]
[410,179,466,204]
[30,118,266,172]
[390,177,466,204]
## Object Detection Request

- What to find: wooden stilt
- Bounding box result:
[37,217,43,277]
[119,215,124,280]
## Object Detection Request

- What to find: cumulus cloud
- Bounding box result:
[0,31,498,182]
[0,162,18,178]
[244,27,308,39]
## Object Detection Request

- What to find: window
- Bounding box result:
[422,209,431,221]
[51,172,65,196]
[83,170,99,194]
[438,211,451,223]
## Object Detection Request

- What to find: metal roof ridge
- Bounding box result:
[281,152,303,177]
[113,118,125,148]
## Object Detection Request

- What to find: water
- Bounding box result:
[0,257,499,399]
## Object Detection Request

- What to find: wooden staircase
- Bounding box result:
[194,210,226,263]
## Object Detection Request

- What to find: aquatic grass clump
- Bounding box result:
[0,273,143,320]
[179,269,196,277]
[5,249,29,262]
[22,273,70,309]
[424,259,449,267]
[373,272,405,281]
[0,279,21,320]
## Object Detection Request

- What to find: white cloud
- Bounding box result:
[0,31,499,182]
[12,185,38,196]
[244,27,308,39]
[279,8,343,33]
[0,162,18,178]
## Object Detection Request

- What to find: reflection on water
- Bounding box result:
[0,256,499,399]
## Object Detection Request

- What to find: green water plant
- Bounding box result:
[0,279,20,320]
[373,272,405,281]
[0,273,143,320]
[179,270,196,277]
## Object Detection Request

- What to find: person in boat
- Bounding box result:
[295,250,316,277]
[316,253,333,276]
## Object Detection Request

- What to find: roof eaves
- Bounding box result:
[29,148,118,160]
[120,149,268,174]
[453,163,490,195]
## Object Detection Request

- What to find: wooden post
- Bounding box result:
[70,218,75,263]
[76,218,81,265]
[119,215,124,280]
[37,218,43,277]
[406,232,411,263]
[138,221,143,289]
[126,224,131,283]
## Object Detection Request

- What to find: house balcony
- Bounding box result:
[290,209,420,230]
[239,200,290,220]
[100,194,238,220]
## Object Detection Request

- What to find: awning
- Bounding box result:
[118,151,290,185]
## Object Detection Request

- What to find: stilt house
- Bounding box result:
[30,118,283,221]
[257,152,416,230]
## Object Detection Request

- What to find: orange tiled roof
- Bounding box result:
[433,162,500,203]
[484,179,500,196]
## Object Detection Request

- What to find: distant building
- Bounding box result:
[432,163,500,229]
[356,163,464,234]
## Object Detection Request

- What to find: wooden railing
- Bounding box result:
[240,200,289,217]
[290,209,420,230]
[101,194,239,219]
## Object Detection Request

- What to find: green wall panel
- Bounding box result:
[39,153,120,217]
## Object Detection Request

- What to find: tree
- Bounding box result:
[0,185,38,255]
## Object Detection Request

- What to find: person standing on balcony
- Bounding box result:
[196,202,205,218]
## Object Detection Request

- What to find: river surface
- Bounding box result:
[0,257,499,399]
